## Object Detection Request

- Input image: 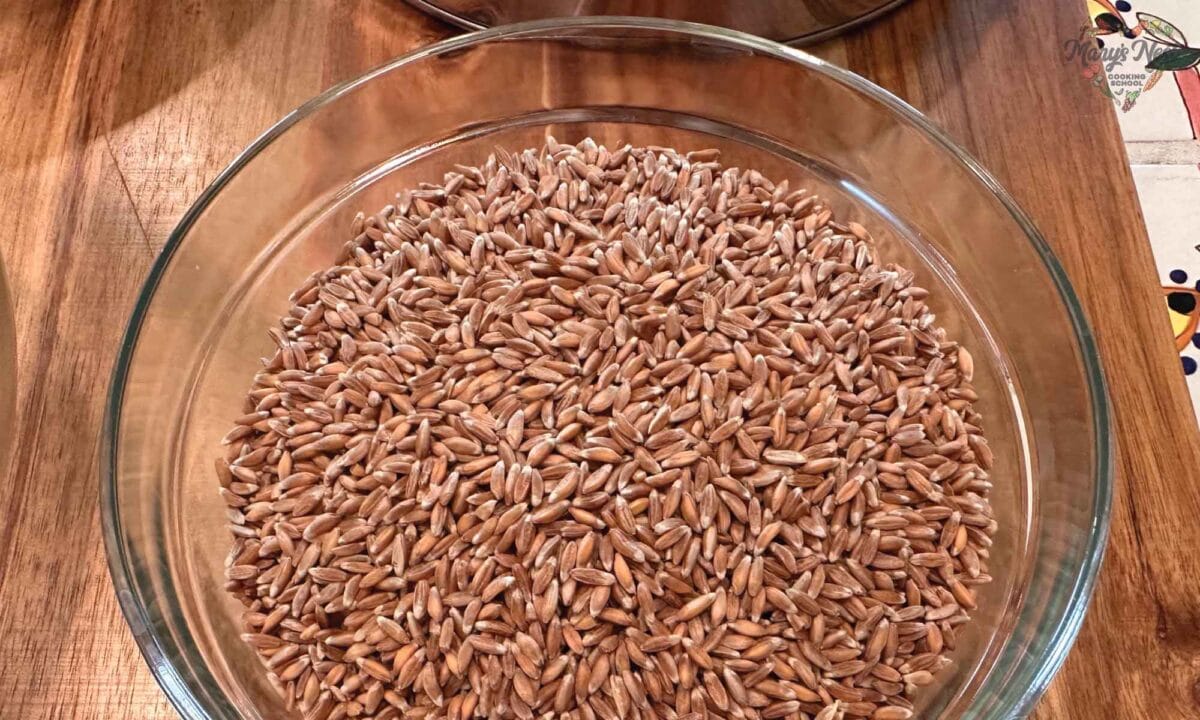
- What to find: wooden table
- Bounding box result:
[1,1,1197,717]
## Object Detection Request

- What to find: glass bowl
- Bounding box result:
[404,0,911,45]
[102,18,1111,720]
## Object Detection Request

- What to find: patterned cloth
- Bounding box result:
[1088,0,1200,422]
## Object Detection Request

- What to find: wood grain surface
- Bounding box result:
[0,1,1196,718]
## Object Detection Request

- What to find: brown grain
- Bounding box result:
[219,139,996,720]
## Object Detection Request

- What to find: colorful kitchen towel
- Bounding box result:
[1086,0,1200,422]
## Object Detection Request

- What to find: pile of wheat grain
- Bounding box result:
[218,138,996,720]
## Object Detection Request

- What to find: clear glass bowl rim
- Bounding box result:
[101,16,1114,720]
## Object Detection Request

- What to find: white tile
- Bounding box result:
[1132,164,1200,274]
[1130,164,1200,421]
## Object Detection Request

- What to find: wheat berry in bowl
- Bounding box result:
[217,139,997,720]
[103,18,1110,720]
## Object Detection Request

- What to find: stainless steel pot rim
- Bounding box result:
[402,0,914,46]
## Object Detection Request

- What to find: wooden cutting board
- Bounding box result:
[0,0,1195,717]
